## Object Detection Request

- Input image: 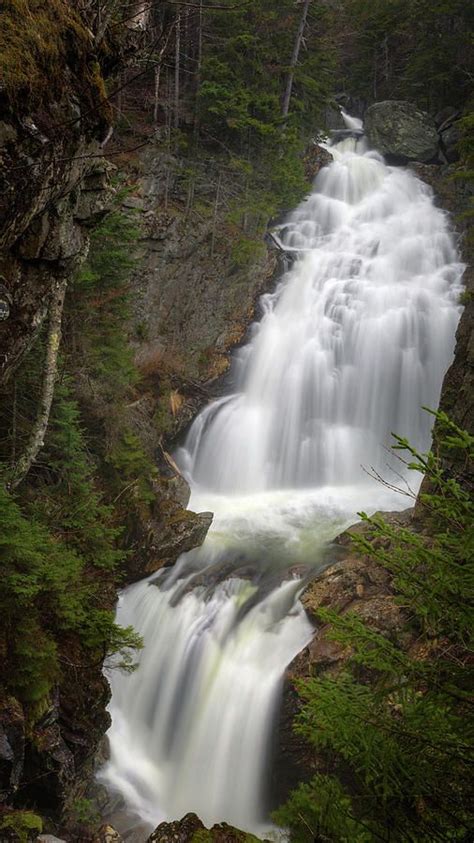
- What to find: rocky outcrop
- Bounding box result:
[0,130,116,384]
[273,511,414,805]
[0,0,118,385]
[126,476,213,583]
[147,812,264,843]
[408,162,473,490]
[303,144,334,181]
[0,697,24,803]
[365,100,439,163]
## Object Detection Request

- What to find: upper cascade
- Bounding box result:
[179,127,463,494]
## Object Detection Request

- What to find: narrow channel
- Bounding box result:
[99,115,464,838]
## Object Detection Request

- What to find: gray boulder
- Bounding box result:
[365,100,439,163]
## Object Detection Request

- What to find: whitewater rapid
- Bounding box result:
[99,118,464,838]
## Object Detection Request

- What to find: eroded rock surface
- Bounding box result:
[273,509,416,805]
[365,100,439,163]
[147,812,264,843]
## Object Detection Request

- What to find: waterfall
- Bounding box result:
[99,120,464,838]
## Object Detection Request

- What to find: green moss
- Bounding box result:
[0,0,110,120]
[153,396,174,437]
[0,810,43,842]
[191,831,213,843]
[230,236,266,270]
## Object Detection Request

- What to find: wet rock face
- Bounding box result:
[0,697,25,803]
[147,812,265,842]
[409,162,473,491]
[0,139,116,385]
[303,144,333,181]
[126,500,213,583]
[129,148,278,388]
[272,510,415,806]
[365,100,439,163]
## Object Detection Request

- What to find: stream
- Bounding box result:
[99,115,464,838]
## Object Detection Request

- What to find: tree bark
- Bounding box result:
[281,0,311,119]
[174,7,181,129]
[9,280,67,491]
[193,0,203,140]
[153,63,161,125]
[210,172,222,257]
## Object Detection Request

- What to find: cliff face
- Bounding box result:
[409,162,474,492]
[0,6,140,837]
[0,0,116,384]
[116,144,281,447]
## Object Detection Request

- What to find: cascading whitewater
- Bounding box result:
[99,119,464,837]
[182,135,462,492]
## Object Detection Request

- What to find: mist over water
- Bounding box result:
[99,119,464,837]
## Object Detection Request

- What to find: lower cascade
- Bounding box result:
[99,120,464,837]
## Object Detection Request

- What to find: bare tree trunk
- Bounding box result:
[153,63,161,126]
[185,175,195,219]
[281,0,311,119]
[117,70,123,119]
[193,0,203,140]
[11,380,17,462]
[174,7,181,129]
[8,280,67,491]
[164,167,170,210]
[210,172,222,258]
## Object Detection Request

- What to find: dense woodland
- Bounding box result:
[0,1,473,841]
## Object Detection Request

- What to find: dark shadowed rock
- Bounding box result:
[408,163,473,493]
[365,100,439,163]
[0,697,25,802]
[304,143,333,181]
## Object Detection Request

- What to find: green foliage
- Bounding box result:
[337,0,473,112]
[72,208,140,400]
[0,0,101,112]
[0,482,141,704]
[69,797,100,826]
[106,428,156,505]
[230,237,266,270]
[69,201,157,505]
[27,374,124,571]
[191,0,336,218]
[0,199,150,711]
[276,412,474,842]
[274,774,372,843]
[0,810,43,842]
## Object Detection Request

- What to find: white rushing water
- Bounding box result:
[99,117,464,838]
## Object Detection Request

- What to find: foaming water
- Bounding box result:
[99,124,464,838]
[181,141,462,493]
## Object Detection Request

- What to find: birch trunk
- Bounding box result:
[281,0,311,119]
[9,279,67,490]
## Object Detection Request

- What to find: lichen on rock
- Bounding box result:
[365,100,439,163]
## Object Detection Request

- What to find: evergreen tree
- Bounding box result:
[275,412,474,842]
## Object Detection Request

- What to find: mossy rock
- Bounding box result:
[0,810,42,843]
[0,0,111,123]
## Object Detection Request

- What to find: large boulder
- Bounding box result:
[365,100,439,163]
